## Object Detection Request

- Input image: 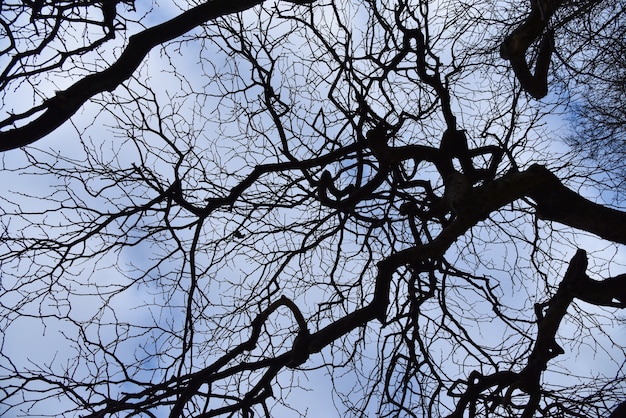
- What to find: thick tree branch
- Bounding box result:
[0,0,315,152]
[610,400,626,418]
[470,164,626,245]
[500,0,563,98]
[526,165,626,244]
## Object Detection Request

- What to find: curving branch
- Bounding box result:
[448,249,626,417]
[500,0,563,98]
[0,0,316,152]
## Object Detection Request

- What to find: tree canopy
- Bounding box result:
[1,0,625,417]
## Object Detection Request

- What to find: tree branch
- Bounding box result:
[500,0,563,98]
[526,164,626,245]
[0,0,316,152]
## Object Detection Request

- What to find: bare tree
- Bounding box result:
[560,1,626,189]
[1,1,625,417]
